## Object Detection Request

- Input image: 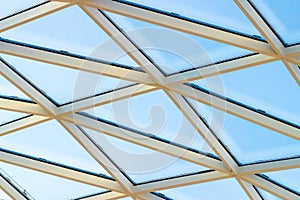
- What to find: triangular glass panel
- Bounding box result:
[0,120,109,175]
[0,0,45,20]
[0,73,31,100]
[0,162,107,200]
[191,61,300,125]
[187,98,300,164]
[263,168,300,195]
[0,54,135,105]
[85,89,215,156]
[1,5,138,67]
[159,178,248,200]
[0,110,29,126]
[250,0,300,45]
[104,11,255,74]
[116,0,262,38]
[83,127,210,184]
[255,187,281,200]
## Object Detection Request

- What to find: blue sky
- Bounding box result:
[0,0,300,199]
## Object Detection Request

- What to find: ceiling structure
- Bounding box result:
[0,0,300,199]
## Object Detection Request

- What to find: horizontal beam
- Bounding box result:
[0,115,49,136]
[171,84,300,140]
[0,97,48,116]
[165,54,276,85]
[73,0,275,56]
[0,149,124,193]
[61,113,228,172]
[0,2,71,32]
[133,171,229,193]
[238,157,300,175]
[0,39,154,85]
[243,175,300,200]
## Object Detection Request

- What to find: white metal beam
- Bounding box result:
[237,178,263,200]
[237,157,300,175]
[165,91,238,173]
[59,121,133,194]
[0,115,49,136]
[243,175,300,200]
[0,173,27,200]
[137,193,170,200]
[0,98,48,116]
[73,191,126,200]
[0,58,57,115]
[284,44,300,58]
[0,39,154,85]
[133,171,229,193]
[165,54,275,85]
[0,150,123,193]
[61,113,228,172]
[0,2,71,32]
[72,0,276,56]
[56,84,157,116]
[171,84,300,140]
[282,60,300,87]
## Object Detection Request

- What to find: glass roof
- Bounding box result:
[0,0,299,199]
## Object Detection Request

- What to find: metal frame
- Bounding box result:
[0,0,300,199]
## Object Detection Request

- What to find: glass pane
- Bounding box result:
[264,168,300,194]
[159,178,248,200]
[0,73,31,100]
[84,127,209,184]
[119,0,261,37]
[1,54,135,105]
[0,110,29,126]
[0,162,107,199]
[85,90,215,155]
[250,0,300,45]
[1,5,138,68]
[105,11,253,74]
[191,61,300,125]
[188,98,300,164]
[0,0,45,20]
[256,187,281,200]
[0,120,108,175]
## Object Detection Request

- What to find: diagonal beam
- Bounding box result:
[73,191,126,200]
[137,193,170,200]
[56,84,157,116]
[0,1,71,32]
[61,113,227,172]
[237,157,300,175]
[282,60,300,87]
[0,38,154,85]
[237,178,263,200]
[132,170,230,193]
[165,54,275,85]
[171,84,300,140]
[0,148,123,193]
[0,97,48,116]
[59,121,134,194]
[234,0,284,55]
[0,115,49,136]
[0,57,57,115]
[73,0,275,56]
[242,175,300,200]
[284,44,300,58]
[165,91,238,173]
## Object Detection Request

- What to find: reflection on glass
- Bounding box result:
[120,0,261,37]
[160,178,248,200]
[0,162,107,199]
[105,11,253,74]
[0,120,107,175]
[84,127,209,184]
[0,0,45,20]
[1,54,134,104]
[191,61,300,125]
[188,98,300,164]
[251,0,300,45]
